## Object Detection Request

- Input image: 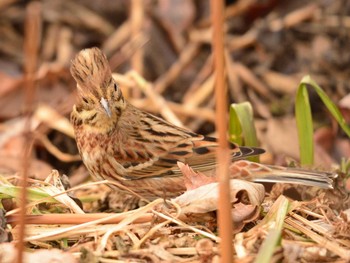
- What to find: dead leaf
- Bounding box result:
[177,161,216,190]
[0,243,77,263]
[41,170,85,214]
[173,179,265,232]
[265,117,334,167]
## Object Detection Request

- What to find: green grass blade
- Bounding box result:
[295,81,314,165]
[229,104,243,146]
[254,196,290,263]
[229,102,259,162]
[302,76,350,137]
[295,75,350,166]
[0,186,57,203]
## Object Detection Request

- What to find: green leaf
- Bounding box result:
[302,76,350,137]
[229,102,259,162]
[295,81,314,165]
[295,75,350,165]
[0,186,57,203]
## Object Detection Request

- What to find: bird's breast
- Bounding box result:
[76,130,113,168]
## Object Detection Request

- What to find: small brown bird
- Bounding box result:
[70,47,333,200]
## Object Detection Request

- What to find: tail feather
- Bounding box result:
[230,161,336,189]
[253,169,335,189]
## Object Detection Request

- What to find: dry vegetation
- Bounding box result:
[0,0,349,262]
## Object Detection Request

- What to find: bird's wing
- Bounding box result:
[113,133,264,180]
[112,108,265,180]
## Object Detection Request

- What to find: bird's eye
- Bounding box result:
[114,83,118,92]
[82,97,88,103]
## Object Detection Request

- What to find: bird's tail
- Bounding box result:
[230,160,336,189]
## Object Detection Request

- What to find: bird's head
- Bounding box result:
[70,47,126,132]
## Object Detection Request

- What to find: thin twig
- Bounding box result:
[131,0,144,98]
[17,2,41,263]
[211,0,233,262]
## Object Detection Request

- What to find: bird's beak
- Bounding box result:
[100,97,112,117]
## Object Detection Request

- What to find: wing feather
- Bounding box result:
[112,104,265,180]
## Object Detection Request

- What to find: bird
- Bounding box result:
[70,47,334,200]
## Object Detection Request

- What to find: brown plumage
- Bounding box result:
[70,47,334,200]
